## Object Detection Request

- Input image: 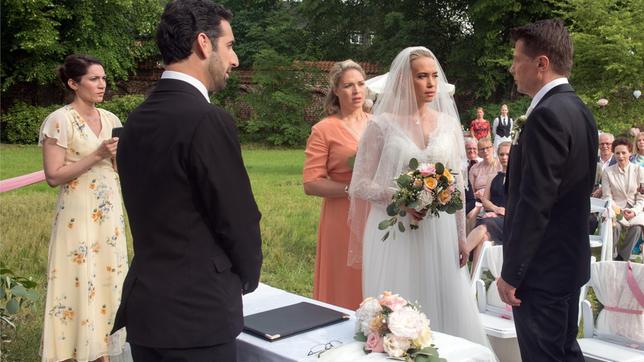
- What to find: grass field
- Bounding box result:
[0,144,321,361]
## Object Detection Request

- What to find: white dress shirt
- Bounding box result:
[526,78,569,116]
[161,70,210,103]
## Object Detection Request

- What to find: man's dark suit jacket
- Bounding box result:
[502,83,597,294]
[112,79,263,348]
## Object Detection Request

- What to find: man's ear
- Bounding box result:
[536,55,550,73]
[194,32,212,59]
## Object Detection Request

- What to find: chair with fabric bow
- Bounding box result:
[578,261,644,361]
[589,197,613,261]
[471,242,521,361]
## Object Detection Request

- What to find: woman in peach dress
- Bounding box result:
[303,60,370,310]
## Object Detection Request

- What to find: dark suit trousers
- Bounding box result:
[130,341,236,362]
[513,288,584,362]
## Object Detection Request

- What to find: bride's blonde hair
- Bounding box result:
[409,48,434,62]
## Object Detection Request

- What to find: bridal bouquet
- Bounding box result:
[379,158,462,241]
[354,292,444,362]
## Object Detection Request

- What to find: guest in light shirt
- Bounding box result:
[631,132,644,167]
[592,132,616,197]
[464,137,482,171]
[602,137,644,261]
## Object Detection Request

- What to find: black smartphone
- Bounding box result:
[111,127,123,138]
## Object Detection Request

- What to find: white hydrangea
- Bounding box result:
[355,297,382,335]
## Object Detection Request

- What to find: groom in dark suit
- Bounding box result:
[499,19,597,361]
[112,1,262,360]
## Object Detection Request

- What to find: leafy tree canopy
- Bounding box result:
[1,0,162,90]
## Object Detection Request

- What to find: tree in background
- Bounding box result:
[554,0,643,133]
[451,0,555,100]
[218,0,310,68]
[242,49,314,146]
[1,0,162,91]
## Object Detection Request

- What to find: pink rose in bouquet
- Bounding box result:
[365,333,385,352]
[379,291,407,312]
[418,163,436,177]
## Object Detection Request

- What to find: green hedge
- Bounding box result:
[1,103,60,144]
[1,95,144,144]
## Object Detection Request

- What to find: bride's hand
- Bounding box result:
[406,208,426,221]
[458,241,469,268]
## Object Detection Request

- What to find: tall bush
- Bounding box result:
[1,103,59,144]
[2,95,144,144]
[241,49,313,146]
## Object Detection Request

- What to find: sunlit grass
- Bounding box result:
[0,144,321,360]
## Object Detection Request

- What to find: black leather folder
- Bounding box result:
[243,302,351,341]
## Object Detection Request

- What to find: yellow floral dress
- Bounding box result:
[39,105,128,362]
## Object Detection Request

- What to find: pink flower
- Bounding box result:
[379,291,408,312]
[418,163,436,177]
[365,332,385,353]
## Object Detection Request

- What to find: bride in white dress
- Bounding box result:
[348,46,490,348]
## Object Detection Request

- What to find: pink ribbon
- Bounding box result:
[603,306,643,315]
[627,262,644,308]
[603,262,644,315]
[0,170,46,193]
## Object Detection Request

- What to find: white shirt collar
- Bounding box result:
[161,70,210,103]
[526,78,568,116]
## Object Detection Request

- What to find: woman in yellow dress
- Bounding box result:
[39,54,128,362]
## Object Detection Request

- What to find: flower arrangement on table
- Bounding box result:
[354,291,445,362]
[379,158,462,241]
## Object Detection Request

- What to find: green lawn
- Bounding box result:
[0,144,321,361]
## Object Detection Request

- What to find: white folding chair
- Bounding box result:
[578,261,644,362]
[471,242,516,339]
[589,197,614,261]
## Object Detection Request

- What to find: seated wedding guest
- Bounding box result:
[469,107,490,140]
[632,132,644,167]
[592,132,616,197]
[464,137,481,171]
[467,137,502,232]
[40,54,128,362]
[598,132,616,169]
[602,137,644,261]
[461,142,510,271]
[491,104,513,152]
[303,59,370,310]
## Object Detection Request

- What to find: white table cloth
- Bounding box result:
[237,283,496,362]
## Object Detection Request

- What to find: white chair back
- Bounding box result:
[471,242,512,319]
[590,261,644,344]
[589,197,614,261]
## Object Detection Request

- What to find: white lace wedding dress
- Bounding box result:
[354,113,490,348]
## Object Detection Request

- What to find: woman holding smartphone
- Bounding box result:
[39,54,128,362]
